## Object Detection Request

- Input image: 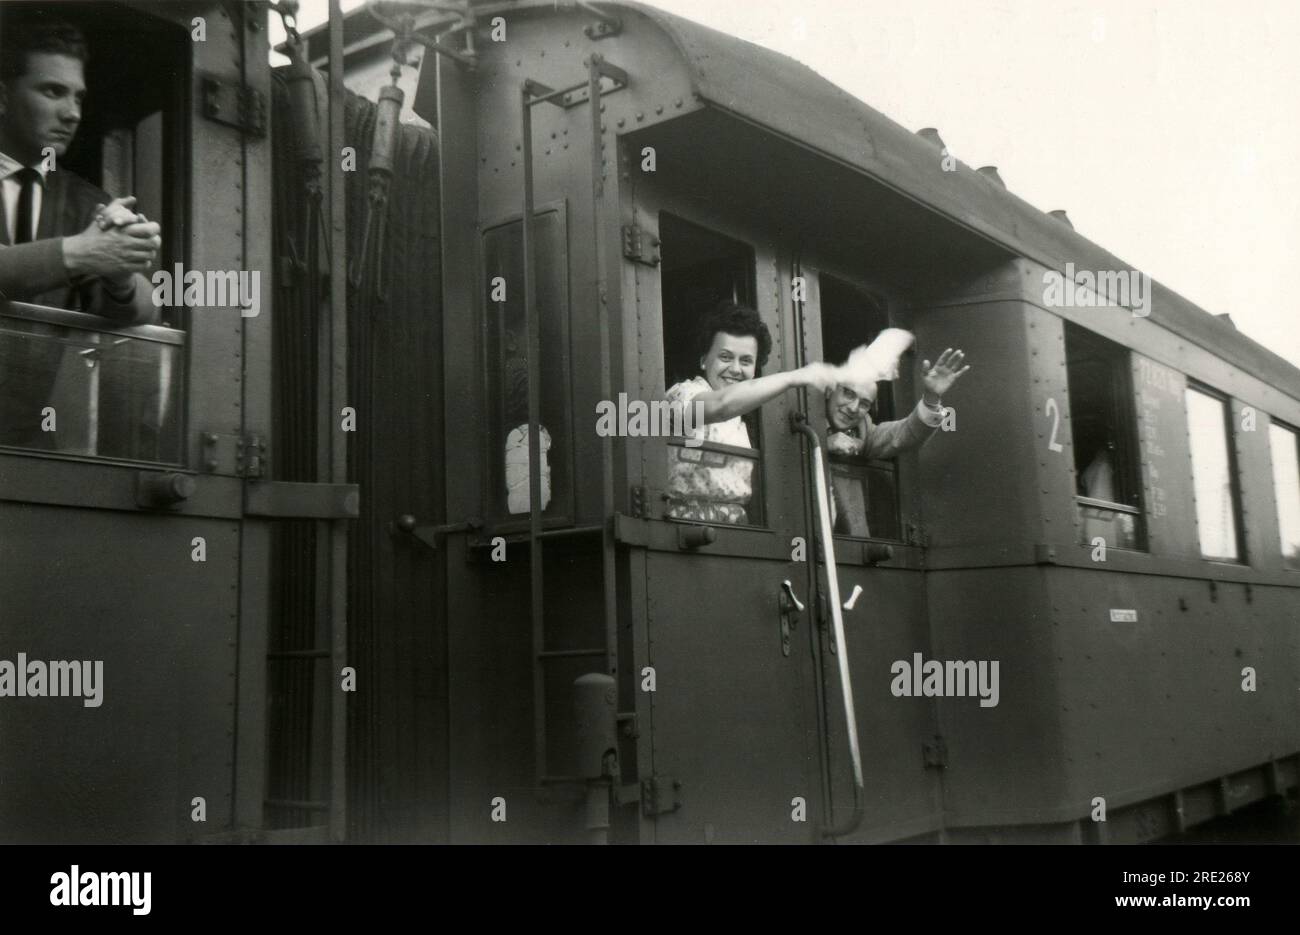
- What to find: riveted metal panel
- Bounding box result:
[924,567,1071,827]
[1047,568,1300,819]
[643,551,821,843]
[0,504,239,843]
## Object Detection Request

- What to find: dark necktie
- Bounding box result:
[13,166,40,244]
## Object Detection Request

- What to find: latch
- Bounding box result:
[394,515,483,550]
[923,735,948,769]
[640,775,682,817]
[778,579,804,658]
[622,224,660,266]
[200,73,267,137]
[237,433,266,479]
[816,587,837,655]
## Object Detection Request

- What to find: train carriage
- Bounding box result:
[0,0,1296,845]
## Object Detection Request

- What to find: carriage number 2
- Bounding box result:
[1045,397,1063,452]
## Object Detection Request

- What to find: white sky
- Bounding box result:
[272,0,1300,368]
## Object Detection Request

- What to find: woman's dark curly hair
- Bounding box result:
[695,300,772,371]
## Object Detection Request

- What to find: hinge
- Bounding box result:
[922,735,948,769]
[641,775,682,817]
[201,73,267,137]
[236,433,266,478]
[622,225,660,266]
[630,485,647,518]
[582,8,623,40]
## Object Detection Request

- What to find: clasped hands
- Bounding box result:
[63,195,162,291]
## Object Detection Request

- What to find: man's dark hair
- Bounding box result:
[0,18,88,83]
[695,300,772,370]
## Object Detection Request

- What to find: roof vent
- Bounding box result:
[917,127,945,149]
[1216,313,1237,329]
[977,166,1005,188]
[1048,209,1073,229]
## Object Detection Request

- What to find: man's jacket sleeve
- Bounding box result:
[76,272,158,325]
[0,240,73,300]
[859,400,944,460]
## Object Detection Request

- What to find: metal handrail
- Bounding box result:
[792,412,865,839]
[0,300,185,345]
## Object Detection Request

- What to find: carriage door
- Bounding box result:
[625,206,827,843]
[794,269,948,842]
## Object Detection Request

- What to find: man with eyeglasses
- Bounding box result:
[825,347,969,537]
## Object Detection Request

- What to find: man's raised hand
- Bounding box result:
[921,348,971,399]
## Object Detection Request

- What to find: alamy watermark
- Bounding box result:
[1043,262,1151,318]
[151,263,261,318]
[0,654,103,707]
[50,866,150,915]
[890,652,999,707]
[595,394,706,447]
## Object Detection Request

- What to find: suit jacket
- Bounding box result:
[0,166,154,322]
[828,400,942,460]
[0,167,155,447]
[827,400,943,537]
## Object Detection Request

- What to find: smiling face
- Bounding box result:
[700,331,758,391]
[826,383,877,432]
[0,53,85,164]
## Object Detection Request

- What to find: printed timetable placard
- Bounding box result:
[1133,354,1195,554]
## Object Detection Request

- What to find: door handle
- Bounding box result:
[778,579,804,657]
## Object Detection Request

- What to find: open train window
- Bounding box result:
[1065,323,1145,550]
[0,4,188,464]
[1184,382,1245,562]
[658,212,765,526]
[481,207,573,525]
[1268,419,1300,570]
[819,274,901,541]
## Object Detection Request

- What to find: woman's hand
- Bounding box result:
[798,361,839,393]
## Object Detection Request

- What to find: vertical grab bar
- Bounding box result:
[791,413,865,839]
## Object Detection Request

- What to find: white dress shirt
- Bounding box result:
[0,151,48,245]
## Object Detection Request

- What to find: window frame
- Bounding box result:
[816,270,907,545]
[1064,322,1148,552]
[477,201,576,533]
[656,210,768,529]
[1184,379,1247,564]
[1267,416,1300,571]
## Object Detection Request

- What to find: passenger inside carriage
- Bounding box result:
[663,299,838,524]
[0,14,176,457]
[824,347,970,537]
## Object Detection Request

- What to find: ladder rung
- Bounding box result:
[538,648,605,659]
[265,798,330,811]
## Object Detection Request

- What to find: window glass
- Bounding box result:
[1065,323,1144,550]
[819,273,901,541]
[1269,421,1300,569]
[482,210,572,523]
[659,213,763,526]
[0,308,183,462]
[1185,385,1242,561]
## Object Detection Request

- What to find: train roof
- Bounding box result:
[603,2,1298,396]
[305,1,1299,398]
